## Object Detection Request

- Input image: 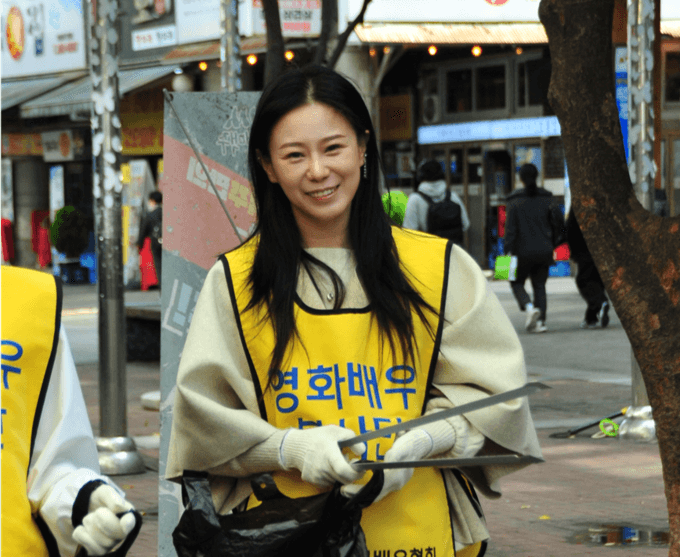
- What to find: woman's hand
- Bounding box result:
[280,425,366,488]
[72,485,136,556]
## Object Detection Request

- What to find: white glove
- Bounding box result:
[72,484,136,556]
[341,416,457,503]
[280,425,366,488]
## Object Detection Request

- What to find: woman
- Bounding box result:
[504,163,555,333]
[166,65,541,557]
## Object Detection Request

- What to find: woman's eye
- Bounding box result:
[284,152,303,160]
[326,144,342,152]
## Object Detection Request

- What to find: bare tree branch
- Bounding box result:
[327,0,372,69]
[262,0,286,85]
[313,0,337,65]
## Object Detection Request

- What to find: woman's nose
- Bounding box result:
[307,154,330,181]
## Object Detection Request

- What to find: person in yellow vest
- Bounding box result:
[1,266,139,556]
[166,65,542,556]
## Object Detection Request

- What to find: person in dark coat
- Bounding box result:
[566,210,610,329]
[504,164,555,333]
[138,191,163,287]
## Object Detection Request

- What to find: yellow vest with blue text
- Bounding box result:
[223,227,483,557]
[1,266,62,557]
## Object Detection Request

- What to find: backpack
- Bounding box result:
[417,191,464,244]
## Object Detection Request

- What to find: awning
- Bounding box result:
[354,21,680,45]
[20,66,176,119]
[2,73,87,111]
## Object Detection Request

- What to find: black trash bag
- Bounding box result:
[173,469,384,557]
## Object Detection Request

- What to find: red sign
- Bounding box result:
[5,6,24,60]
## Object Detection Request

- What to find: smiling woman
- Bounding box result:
[258,102,366,248]
[167,64,542,557]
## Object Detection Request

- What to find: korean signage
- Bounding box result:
[1,133,43,156]
[41,130,86,162]
[1,0,86,78]
[348,0,542,23]
[120,0,221,63]
[251,0,321,38]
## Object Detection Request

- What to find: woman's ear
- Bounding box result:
[256,150,278,184]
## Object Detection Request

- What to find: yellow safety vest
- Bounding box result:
[224,227,479,557]
[1,266,62,557]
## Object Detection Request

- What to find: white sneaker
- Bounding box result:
[525,307,540,332]
[534,320,548,333]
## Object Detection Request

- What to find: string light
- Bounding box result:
[369,47,377,57]
[383,46,391,54]
[471,45,482,57]
[198,61,208,71]
[247,54,258,65]
[428,45,437,56]
[516,47,523,55]
[285,50,295,61]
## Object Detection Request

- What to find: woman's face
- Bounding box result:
[260,102,366,248]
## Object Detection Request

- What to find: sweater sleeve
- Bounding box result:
[432,246,542,497]
[28,327,128,557]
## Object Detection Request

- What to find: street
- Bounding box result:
[62,276,668,556]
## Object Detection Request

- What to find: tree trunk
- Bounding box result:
[313,0,337,65]
[262,0,285,85]
[539,1,680,554]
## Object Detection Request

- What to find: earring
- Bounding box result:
[363,153,368,179]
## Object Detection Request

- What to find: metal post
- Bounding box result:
[619,0,656,442]
[220,0,241,92]
[89,0,145,473]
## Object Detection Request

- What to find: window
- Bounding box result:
[446,69,472,113]
[477,65,506,110]
[517,55,551,109]
[665,51,680,104]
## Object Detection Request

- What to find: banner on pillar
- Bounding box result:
[157,91,260,557]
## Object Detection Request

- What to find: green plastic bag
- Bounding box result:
[494,255,518,281]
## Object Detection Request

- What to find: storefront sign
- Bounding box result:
[251,0,321,37]
[1,133,43,155]
[1,0,86,77]
[121,87,164,155]
[348,0,541,23]
[615,46,629,162]
[418,116,562,145]
[120,0,221,63]
[42,130,73,162]
[380,94,412,142]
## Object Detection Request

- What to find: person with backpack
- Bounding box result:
[403,159,469,245]
[137,191,163,288]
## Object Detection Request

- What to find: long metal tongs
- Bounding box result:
[338,381,550,470]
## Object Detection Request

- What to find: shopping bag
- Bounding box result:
[494,255,518,281]
[172,469,384,557]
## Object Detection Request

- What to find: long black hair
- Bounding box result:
[246,64,437,384]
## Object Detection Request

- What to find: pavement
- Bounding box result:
[60,276,670,557]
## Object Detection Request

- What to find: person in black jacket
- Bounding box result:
[504,164,554,333]
[566,210,610,329]
[138,191,163,288]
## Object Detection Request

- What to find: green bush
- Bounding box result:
[50,206,89,258]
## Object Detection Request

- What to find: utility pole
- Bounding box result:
[220,0,241,92]
[89,0,145,474]
[618,0,660,442]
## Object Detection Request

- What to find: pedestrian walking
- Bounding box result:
[1,266,139,557]
[137,191,163,288]
[166,65,541,557]
[566,210,610,329]
[403,159,470,245]
[504,163,557,333]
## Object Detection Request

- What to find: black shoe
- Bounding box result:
[598,302,610,328]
